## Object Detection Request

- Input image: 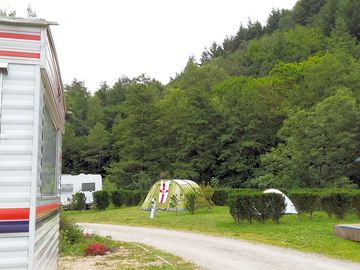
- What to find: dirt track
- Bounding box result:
[80,223,360,270]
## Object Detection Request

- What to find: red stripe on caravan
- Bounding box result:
[0,32,40,41]
[0,50,40,59]
[0,208,29,221]
[36,202,60,218]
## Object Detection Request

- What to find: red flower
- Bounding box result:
[84,243,108,256]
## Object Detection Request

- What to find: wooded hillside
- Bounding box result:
[63,0,360,190]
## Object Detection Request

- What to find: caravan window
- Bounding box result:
[61,184,73,193]
[41,106,57,196]
[82,182,95,192]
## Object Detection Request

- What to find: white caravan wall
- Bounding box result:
[61,174,103,205]
[0,63,37,270]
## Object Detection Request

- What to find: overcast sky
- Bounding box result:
[2,0,298,92]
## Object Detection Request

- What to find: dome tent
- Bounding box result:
[263,189,298,214]
[142,179,200,211]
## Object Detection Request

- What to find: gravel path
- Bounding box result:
[80,223,360,270]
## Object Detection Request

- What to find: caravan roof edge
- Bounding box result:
[0,17,58,27]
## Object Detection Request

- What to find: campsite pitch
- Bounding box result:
[66,206,360,262]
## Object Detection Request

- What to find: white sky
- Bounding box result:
[1,0,298,92]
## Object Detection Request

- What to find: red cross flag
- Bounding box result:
[158,180,170,204]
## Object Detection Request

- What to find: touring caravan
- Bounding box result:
[61,174,103,206]
[0,18,65,270]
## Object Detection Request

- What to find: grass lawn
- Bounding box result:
[65,206,360,263]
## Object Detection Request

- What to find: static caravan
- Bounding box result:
[61,174,103,205]
[0,18,65,270]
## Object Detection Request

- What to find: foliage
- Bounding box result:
[84,242,108,256]
[289,190,318,219]
[258,89,360,188]
[92,191,110,210]
[185,192,199,215]
[62,0,360,191]
[212,189,229,206]
[352,192,360,217]
[198,183,214,210]
[320,190,353,219]
[228,192,257,223]
[169,194,180,215]
[228,191,285,223]
[59,212,84,248]
[70,192,86,211]
[111,191,122,208]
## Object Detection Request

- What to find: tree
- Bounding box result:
[107,79,163,188]
[214,77,279,187]
[82,123,111,174]
[259,89,360,188]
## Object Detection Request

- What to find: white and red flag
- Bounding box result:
[158,180,170,204]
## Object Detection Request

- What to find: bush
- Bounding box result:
[228,192,258,223]
[198,183,214,211]
[228,192,285,223]
[289,190,319,220]
[185,192,199,215]
[169,194,180,214]
[352,191,360,217]
[70,192,86,211]
[253,193,270,223]
[267,193,286,223]
[84,243,108,256]
[111,191,122,208]
[60,212,84,246]
[212,189,229,206]
[93,191,110,210]
[320,191,353,219]
[118,190,147,206]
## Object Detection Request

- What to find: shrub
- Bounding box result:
[228,192,285,223]
[93,191,110,210]
[119,190,147,206]
[289,190,319,220]
[60,212,84,245]
[228,192,257,223]
[320,191,353,219]
[267,193,286,223]
[198,183,214,211]
[212,189,229,206]
[70,192,86,211]
[253,193,271,223]
[185,192,199,215]
[111,191,122,208]
[352,191,360,217]
[84,243,108,256]
[169,194,180,214]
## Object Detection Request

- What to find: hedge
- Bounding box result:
[110,190,147,207]
[228,191,285,223]
[212,188,257,206]
[93,191,110,211]
[223,188,360,222]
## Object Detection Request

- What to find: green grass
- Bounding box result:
[65,206,360,262]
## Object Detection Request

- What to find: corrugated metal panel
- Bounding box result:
[34,214,59,270]
[0,63,35,270]
[0,235,28,270]
[0,64,35,209]
[0,25,40,65]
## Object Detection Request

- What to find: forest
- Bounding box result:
[62,0,360,190]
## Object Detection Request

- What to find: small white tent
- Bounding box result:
[263,189,298,214]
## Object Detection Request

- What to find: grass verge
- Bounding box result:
[65,206,360,262]
[60,215,198,270]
